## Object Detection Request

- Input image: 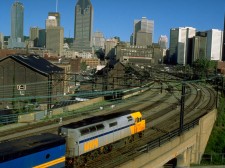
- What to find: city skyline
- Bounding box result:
[0,0,224,42]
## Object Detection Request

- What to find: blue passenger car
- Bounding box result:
[0,133,65,168]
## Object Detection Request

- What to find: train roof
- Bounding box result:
[0,133,65,163]
[61,110,133,129]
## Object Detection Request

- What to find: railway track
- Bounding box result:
[0,86,170,142]
[84,83,216,168]
[0,81,216,168]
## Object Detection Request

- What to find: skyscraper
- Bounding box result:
[133,17,154,46]
[169,27,196,65]
[11,1,24,42]
[8,1,25,48]
[74,0,93,52]
[206,29,223,61]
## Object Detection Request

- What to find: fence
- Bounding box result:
[0,114,18,125]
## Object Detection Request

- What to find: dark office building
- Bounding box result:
[192,32,207,63]
[38,29,46,48]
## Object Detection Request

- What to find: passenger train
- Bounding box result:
[0,133,65,168]
[59,110,145,167]
[0,110,145,168]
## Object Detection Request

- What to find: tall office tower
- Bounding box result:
[46,15,64,56]
[169,27,196,65]
[11,1,24,41]
[133,17,154,46]
[30,27,39,47]
[74,0,93,52]
[158,35,168,49]
[0,33,4,49]
[192,32,207,62]
[8,1,25,48]
[92,31,105,50]
[48,12,60,27]
[222,16,225,61]
[206,29,223,61]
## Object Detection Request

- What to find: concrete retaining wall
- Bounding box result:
[17,97,104,123]
[51,108,64,115]
[64,97,103,112]
[18,113,35,123]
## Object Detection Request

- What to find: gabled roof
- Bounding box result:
[0,54,64,76]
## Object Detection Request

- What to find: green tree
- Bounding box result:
[192,59,217,79]
[80,62,87,71]
[205,98,225,155]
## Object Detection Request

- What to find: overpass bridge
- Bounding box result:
[116,109,217,168]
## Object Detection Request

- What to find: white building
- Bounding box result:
[206,29,223,61]
[169,27,196,65]
[0,33,4,49]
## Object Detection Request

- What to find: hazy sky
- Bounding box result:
[0,0,224,42]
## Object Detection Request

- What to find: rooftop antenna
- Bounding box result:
[56,0,58,12]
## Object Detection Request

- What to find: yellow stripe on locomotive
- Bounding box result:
[33,156,65,168]
[130,111,145,134]
[84,138,99,152]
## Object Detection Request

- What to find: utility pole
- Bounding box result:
[179,82,185,135]
[47,73,52,110]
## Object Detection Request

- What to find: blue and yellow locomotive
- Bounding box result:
[0,133,65,168]
[59,110,145,167]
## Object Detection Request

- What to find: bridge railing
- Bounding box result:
[138,116,201,153]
